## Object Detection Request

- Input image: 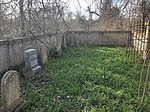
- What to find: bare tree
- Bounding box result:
[0,3,2,37]
[19,0,25,36]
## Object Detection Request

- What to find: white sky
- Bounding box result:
[66,0,95,12]
[62,0,98,19]
[62,0,125,19]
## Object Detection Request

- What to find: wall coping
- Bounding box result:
[0,33,58,46]
[0,31,131,46]
[66,31,131,34]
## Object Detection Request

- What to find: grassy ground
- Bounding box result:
[19,46,149,112]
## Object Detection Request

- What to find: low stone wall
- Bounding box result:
[0,31,130,74]
[0,33,65,73]
[66,31,130,46]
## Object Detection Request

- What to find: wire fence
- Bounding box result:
[126,20,150,62]
[126,19,150,108]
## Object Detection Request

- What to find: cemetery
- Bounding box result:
[0,0,150,112]
[18,46,149,112]
[0,31,149,111]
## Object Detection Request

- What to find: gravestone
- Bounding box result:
[22,49,41,79]
[39,44,48,64]
[1,70,23,112]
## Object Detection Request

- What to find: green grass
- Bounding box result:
[19,46,149,112]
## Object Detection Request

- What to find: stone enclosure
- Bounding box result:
[0,31,130,74]
[0,33,66,74]
[0,31,132,111]
[67,31,129,46]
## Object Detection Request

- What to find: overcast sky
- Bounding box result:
[62,0,98,19]
[65,0,96,12]
[62,0,124,19]
[62,0,121,13]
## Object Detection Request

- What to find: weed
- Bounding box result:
[19,46,149,112]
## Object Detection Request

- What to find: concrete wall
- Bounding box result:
[66,31,130,46]
[0,33,65,73]
[0,31,130,73]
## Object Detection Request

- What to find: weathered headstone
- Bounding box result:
[1,70,23,112]
[22,49,41,79]
[39,44,48,64]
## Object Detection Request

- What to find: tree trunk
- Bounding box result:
[19,0,25,36]
[0,4,3,38]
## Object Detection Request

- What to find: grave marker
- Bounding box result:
[1,70,23,112]
[22,49,41,79]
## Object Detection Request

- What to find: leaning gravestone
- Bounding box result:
[1,70,23,112]
[22,49,41,79]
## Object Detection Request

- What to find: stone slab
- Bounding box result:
[1,70,23,112]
